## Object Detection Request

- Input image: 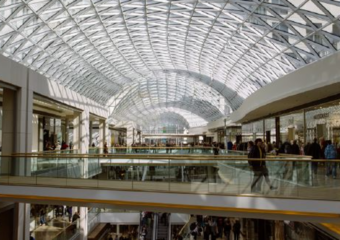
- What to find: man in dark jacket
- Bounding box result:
[279,140,292,154]
[307,138,321,174]
[291,140,300,155]
[291,140,300,169]
[248,138,276,192]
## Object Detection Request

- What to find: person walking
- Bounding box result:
[213,142,219,155]
[72,212,80,223]
[104,142,109,156]
[307,138,321,174]
[325,140,338,178]
[291,140,300,155]
[39,208,46,226]
[224,219,231,240]
[140,225,148,240]
[30,232,35,240]
[233,220,241,240]
[248,139,276,192]
[190,221,198,240]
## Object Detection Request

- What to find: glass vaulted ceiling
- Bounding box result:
[0,0,339,127]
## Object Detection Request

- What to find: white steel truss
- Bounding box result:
[0,0,339,126]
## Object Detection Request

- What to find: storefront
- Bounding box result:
[278,112,304,143]
[225,126,242,144]
[241,99,340,145]
[305,104,340,144]
[110,128,127,146]
[241,120,264,143]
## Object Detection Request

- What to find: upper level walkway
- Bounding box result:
[1,154,340,223]
[37,147,248,155]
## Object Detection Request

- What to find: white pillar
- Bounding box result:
[99,120,106,149]
[80,110,90,154]
[2,85,33,173]
[126,124,134,146]
[38,117,44,151]
[31,114,39,152]
[73,114,80,151]
[89,120,93,146]
[2,88,16,175]
[73,110,89,154]
[14,203,30,240]
[2,75,33,240]
[80,207,88,240]
[213,132,218,142]
[106,124,111,148]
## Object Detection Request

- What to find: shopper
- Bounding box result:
[190,221,198,240]
[217,217,224,238]
[104,142,109,155]
[209,218,218,240]
[307,138,321,174]
[279,140,292,154]
[213,142,219,155]
[291,140,300,155]
[248,138,276,192]
[67,206,72,222]
[247,141,254,153]
[140,225,148,240]
[72,212,80,222]
[61,141,69,150]
[30,232,35,240]
[224,219,231,240]
[325,140,338,178]
[233,220,241,240]
[39,208,46,226]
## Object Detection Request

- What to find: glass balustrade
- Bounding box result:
[88,147,247,155]
[1,154,339,201]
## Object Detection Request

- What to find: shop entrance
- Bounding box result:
[316,124,327,139]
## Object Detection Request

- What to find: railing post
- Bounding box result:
[168,159,171,192]
[152,213,158,240]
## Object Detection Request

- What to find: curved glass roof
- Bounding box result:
[139,112,191,131]
[0,0,339,126]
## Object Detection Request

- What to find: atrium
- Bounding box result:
[0,0,340,239]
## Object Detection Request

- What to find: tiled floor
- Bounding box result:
[32,217,72,240]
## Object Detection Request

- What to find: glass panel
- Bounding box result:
[4,155,340,201]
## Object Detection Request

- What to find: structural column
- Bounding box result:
[73,110,89,154]
[303,110,307,144]
[126,122,135,146]
[275,117,280,145]
[99,119,106,149]
[79,207,88,240]
[89,120,93,146]
[72,110,89,179]
[38,117,44,151]
[105,123,111,148]
[13,203,30,240]
[2,73,33,240]
[65,118,70,145]
[2,86,33,174]
[80,110,90,154]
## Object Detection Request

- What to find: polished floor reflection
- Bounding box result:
[32,217,72,240]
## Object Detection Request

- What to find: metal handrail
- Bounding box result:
[9,157,313,162]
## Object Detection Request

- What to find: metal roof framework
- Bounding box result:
[0,0,339,128]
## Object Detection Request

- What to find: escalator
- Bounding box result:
[139,212,171,240]
[155,213,171,240]
[139,211,154,240]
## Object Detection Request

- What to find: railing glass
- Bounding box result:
[88,147,247,155]
[1,155,339,201]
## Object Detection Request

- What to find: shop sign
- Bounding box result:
[313,113,329,120]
